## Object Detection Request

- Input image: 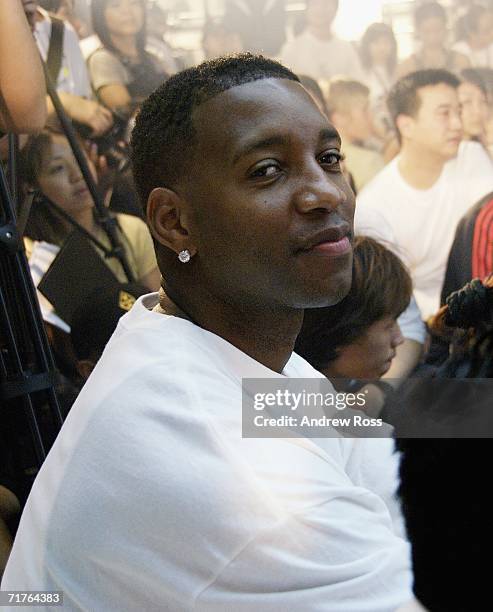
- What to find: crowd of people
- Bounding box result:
[1,1,493,611]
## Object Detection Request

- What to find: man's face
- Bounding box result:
[180,79,355,310]
[306,0,339,31]
[346,95,373,142]
[37,134,95,215]
[458,81,489,140]
[327,316,404,379]
[418,16,447,48]
[404,83,462,160]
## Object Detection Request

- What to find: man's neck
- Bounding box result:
[307,24,334,42]
[398,144,447,190]
[419,45,446,61]
[158,284,302,374]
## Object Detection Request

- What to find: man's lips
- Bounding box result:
[296,225,352,255]
[311,236,351,255]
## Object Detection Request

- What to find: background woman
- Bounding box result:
[453,4,493,69]
[458,68,490,146]
[87,0,170,117]
[398,1,470,78]
[20,130,159,292]
[359,24,397,108]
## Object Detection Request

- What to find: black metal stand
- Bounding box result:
[0,151,63,468]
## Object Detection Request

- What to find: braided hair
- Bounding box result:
[429,275,493,377]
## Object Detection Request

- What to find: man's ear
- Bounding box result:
[146,187,197,257]
[396,114,414,141]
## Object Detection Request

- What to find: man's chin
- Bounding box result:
[295,275,352,309]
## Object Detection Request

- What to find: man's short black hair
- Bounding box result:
[130,53,299,211]
[387,69,460,133]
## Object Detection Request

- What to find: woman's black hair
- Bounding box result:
[460,67,488,96]
[359,22,397,75]
[91,0,147,57]
[455,4,488,43]
[18,130,108,247]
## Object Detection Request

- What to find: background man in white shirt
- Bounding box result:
[3,54,412,611]
[280,0,362,82]
[356,69,493,373]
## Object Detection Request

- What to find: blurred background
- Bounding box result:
[134,0,475,65]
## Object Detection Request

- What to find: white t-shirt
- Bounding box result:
[2,294,412,611]
[355,141,493,318]
[34,8,92,98]
[280,30,363,82]
[452,41,493,69]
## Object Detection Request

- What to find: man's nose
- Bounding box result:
[294,162,349,214]
[450,110,463,132]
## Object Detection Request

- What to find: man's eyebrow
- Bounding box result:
[232,127,341,165]
[319,126,341,145]
[232,135,288,165]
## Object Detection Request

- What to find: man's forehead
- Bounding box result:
[417,83,458,106]
[195,78,315,120]
[192,78,328,149]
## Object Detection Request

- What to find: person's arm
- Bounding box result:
[0,0,47,133]
[87,49,132,114]
[97,84,132,114]
[45,91,113,137]
[0,484,20,578]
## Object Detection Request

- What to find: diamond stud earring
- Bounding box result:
[178,249,191,263]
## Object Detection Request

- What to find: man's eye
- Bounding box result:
[250,164,280,178]
[319,151,345,167]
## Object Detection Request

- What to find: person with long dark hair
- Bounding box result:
[359,23,398,141]
[20,130,159,301]
[453,3,493,69]
[87,0,169,117]
[458,68,490,146]
[397,2,470,78]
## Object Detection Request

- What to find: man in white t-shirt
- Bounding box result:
[280,0,362,82]
[356,69,493,329]
[2,55,412,611]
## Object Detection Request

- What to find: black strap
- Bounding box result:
[46,15,65,87]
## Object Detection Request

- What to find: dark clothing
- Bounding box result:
[441,191,493,304]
